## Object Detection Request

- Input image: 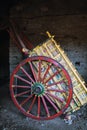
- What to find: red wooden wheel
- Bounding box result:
[10,56,73,120]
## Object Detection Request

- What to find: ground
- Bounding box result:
[0,83,87,130]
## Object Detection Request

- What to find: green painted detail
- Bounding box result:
[31,82,45,96]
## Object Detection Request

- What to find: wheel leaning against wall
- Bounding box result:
[10,56,73,120]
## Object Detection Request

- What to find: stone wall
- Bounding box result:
[9,0,87,82]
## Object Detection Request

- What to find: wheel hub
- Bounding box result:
[31,82,45,96]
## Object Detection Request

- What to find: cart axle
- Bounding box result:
[32,82,45,96]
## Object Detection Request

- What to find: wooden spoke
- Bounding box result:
[27,95,37,113]
[20,66,35,83]
[41,96,50,117]
[29,61,37,82]
[14,74,32,85]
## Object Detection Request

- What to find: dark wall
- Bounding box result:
[0,31,9,85]
[0,0,87,83]
[9,0,87,82]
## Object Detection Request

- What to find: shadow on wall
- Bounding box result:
[0,30,9,85]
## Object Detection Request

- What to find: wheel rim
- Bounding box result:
[10,56,73,120]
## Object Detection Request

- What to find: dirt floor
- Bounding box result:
[0,83,87,130]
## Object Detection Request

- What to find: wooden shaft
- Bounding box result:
[10,21,26,49]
